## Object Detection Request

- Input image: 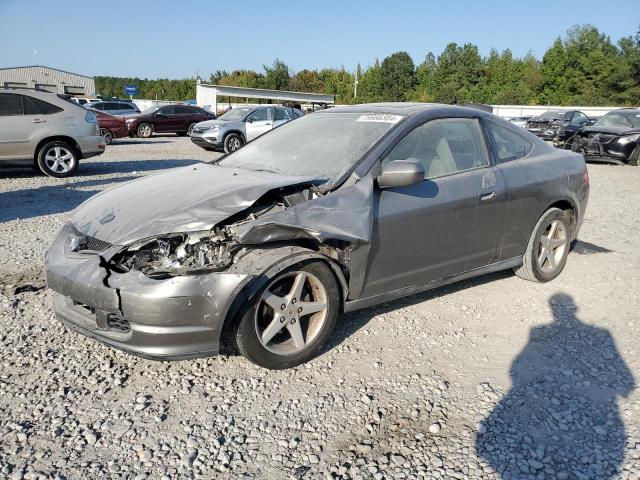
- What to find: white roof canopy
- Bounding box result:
[197,84,335,105]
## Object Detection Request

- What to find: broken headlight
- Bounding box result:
[110,230,236,278]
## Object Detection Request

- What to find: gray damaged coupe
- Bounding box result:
[45,104,589,369]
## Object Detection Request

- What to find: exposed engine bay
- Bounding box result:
[109,185,315,277]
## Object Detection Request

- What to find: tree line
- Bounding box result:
[95,25,640,106]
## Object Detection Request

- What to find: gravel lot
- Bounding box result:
[1,136,639,480]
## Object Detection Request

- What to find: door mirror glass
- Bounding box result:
[378,160,425,189]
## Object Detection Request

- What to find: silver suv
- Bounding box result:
[190,106,303,153]
[0,89,105,177]
[84,100,140,116]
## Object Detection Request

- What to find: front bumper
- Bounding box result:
[190,132,222,149]
[44,223,250,360]
[77,135,106,159]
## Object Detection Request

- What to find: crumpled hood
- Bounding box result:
[581,125,640,136]
[71,164,315,245]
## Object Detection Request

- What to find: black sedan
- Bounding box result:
[45,103,589,369]
[570,108,640,165]
[525,110,591,146]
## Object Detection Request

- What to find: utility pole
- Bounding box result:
[354,64,359,99]
[34,49,38,66]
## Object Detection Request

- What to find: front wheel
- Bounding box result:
[234,261,339,369]
[137,123,153,138]
[223,133,244,153]
[514,207,571,282]
[36,141,79,178]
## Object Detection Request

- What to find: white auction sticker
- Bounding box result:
[355,114,404,124]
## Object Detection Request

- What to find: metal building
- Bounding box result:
[197,84,334,114]
[0,66,95,96]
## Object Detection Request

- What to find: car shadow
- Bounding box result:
[110,140,173,145]
[0,176,139,222]
[571,239,614,255]
[77,159,201,176]
[323,269,513,353]
[0,159,200,180]
[475,293,635,479]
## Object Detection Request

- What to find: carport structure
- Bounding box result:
[196,84,335,114]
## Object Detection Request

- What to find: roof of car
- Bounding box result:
[316,102,496,117]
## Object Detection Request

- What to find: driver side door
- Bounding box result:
[245,107,274,141]
[153,105,178,132]
[360,117,508,299]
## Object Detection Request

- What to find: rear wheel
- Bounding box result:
[514,208,571,282]
[234,261,339,369]
[224,133,244,153]
[187,123,196,136]
[99,128,114,144]
[36,141,79,178]
[137,123,153,138]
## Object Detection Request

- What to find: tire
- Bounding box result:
[137,123,153,138]
[629,145,640,166]
[514,207,572,282]
[234,260,339,369]
[100,128,114,145]
[223,133,244,153]
[36,141,79,178]
[187,123,196,136]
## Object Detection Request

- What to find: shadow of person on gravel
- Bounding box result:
[475,293,635,479]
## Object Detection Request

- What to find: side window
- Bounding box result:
[274,108,290,121]
[92,103,104,110]
[0,93,24,116]
[248,108,269,122]
[120,103,134,111]
[24,96,63,115]
[382,118,490,179]
[175,106,192,114]
[486,120,534,163]
[158,106,174,115]
[571,112,588,126]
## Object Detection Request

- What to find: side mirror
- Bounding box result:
[246,117,253,123]
[377,160,425,189]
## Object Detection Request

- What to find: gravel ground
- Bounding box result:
[0,136,639,480]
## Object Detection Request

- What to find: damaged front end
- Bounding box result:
[571,130,640,164]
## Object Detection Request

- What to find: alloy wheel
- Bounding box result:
[537,219,568,274]
[228,137,241,151]
[44,146,74,174]
[100,129,113,144]
[138,124,152,137]
[254,271,328,355]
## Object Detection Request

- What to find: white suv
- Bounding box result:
[0,88,106,177]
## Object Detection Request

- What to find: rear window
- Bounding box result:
[23,95,63,115]
[0,93,24,116]
[486,120,534,163]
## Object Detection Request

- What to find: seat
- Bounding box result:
[426,138,458,178]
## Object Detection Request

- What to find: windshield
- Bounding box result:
[141,106,159,115]
[596,111,640,129]
[540,111,564,120]
[219,108,253,121]
[218,112,400,182]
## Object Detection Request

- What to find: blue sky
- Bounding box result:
[0,0,638,79]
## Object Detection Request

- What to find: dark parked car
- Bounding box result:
[126,105,215,138]
[570,108,640,165]
[525,110,590,145]
[89,109,129,144]
[85,100,140,116]
[45,104,589,369]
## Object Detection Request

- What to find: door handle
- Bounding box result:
[479,189,496,201]
[31,119,46,124]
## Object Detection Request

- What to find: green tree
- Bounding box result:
[290,69,324,92]
[379,51,416,101]
[358,59,384,102]
[263,59,290,90]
